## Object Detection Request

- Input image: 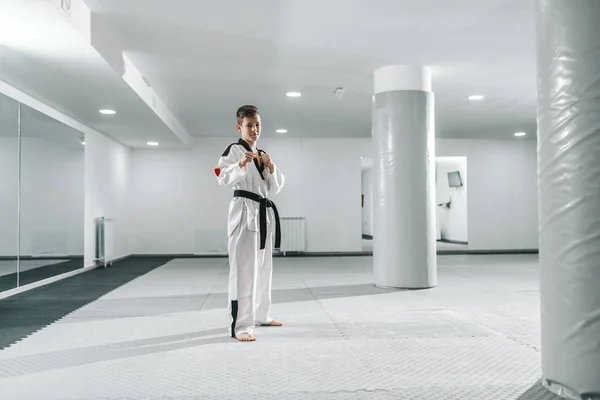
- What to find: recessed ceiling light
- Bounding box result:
[514,132,526,137]
[468,95,484,101]
[147,141,159,146]
[99,109,116,115]
[81,141,86,145]
[276,129,288,133]
[286,92,301,98]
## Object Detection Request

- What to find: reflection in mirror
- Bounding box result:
[18,104,84,286]
[0,92,19,292]
[435,157,468,250]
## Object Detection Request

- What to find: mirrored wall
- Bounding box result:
[0,91,84,294]
[0,92,19,292]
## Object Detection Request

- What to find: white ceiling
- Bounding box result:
[1,0,537,148]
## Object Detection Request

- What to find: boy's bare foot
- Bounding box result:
[267,320,283,326]
[236,333,256,342]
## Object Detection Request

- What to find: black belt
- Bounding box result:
[234,190,281,250]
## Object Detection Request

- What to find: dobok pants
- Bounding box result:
[228,207,274,337]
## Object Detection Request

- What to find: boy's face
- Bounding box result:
[237,114,261,146]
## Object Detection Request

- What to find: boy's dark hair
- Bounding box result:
[236,105,259,125]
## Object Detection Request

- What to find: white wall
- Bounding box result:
[436,157,468,243]
[129,137,367,254]
[0,137,84,256]
[125,136,539,255]
[362,168,373,236]
[84,130,132,266]
[437,139,538,250]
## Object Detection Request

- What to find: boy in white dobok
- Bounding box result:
[215,105,285,342]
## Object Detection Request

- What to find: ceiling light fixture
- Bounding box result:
[286,92,301,98]
[81,141,86,145]
[276,129,288,133]
[99,109,116,115]
[514,132,526,137]
[147,141,159,146]
[468,95,484,101]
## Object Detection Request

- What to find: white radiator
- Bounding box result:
[279,217,306,255]
[94,217,114,268]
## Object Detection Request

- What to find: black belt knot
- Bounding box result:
[233,190,281,250]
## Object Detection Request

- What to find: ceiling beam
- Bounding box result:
[48,0,192,146]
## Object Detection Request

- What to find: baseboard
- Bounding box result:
[129,252,374,258]
[107,254,133,263]
[438,239,469,245]
[130,253,228,258]
[128,249,539,258]
[278,251,373,257]
[296,250,535,256]
[440,249,539,255]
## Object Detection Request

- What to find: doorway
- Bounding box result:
[435,157,468,250]
[360,156,468,252]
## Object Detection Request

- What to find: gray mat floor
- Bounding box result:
[0,254,560,399]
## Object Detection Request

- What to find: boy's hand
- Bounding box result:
[260,154,273,168]
[239,152,256,168]
[261,154,275,173]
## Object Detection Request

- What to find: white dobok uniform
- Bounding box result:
[215,138,285,337]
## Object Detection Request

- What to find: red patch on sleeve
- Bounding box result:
[214,168,221,177]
